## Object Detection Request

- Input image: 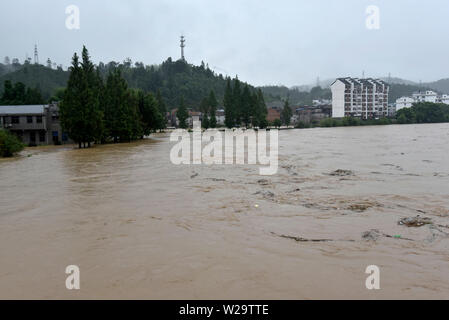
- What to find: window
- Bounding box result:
[12,116,20,124]
[39,131,46,142]
[27,116,33,124]
[36,116,43,123]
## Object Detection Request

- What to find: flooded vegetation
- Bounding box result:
[0,124,449,299]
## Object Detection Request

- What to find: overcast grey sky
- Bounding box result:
[1,0,449,87]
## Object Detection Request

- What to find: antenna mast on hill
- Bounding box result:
[34,44,39,64]
[180,35,186,61]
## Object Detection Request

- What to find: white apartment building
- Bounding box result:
[331,78,389,119]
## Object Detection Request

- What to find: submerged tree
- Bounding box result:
[177,96,189,129]
[60,46,103,148]
[208,90,218,128]
[224,78,234,128]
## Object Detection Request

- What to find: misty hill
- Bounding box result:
[259,85,331,105]
[423,78,449,93]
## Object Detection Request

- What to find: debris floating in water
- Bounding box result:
[362,229,414,241]
[328,169,354,177]
[398,215,433,227]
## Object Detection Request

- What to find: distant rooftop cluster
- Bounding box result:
[396,90,449,111]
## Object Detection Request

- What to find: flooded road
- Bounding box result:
[0,123,448,299]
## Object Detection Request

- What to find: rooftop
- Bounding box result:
[0,105,46,115]
[332,77,389,88]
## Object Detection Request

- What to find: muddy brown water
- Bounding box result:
[0,124,448,299]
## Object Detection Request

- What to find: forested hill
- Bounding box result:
[96,58,237,109]
[0,59,253,110]
[0,63,69,101]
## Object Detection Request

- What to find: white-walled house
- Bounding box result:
[395,91,449,111]
[331,78,389,119]
[395,97,415,111]
[412,90,438,103]
[439,94,449,104]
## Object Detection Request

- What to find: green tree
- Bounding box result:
[60,47,104,148]
[0,129,24,157]
[208,90,218,128]
[138,90,165,135]
[200,97,210,129]
[156,89,167,129]
[103,70,142,142]
[81,46,104,145]
[1,80,14,103]
[273,118,282,128]
[59,52,85,148]
[224,78,234,128]
[177,96,189,129]
[396,107,416,124]
[232,78,242,126]
[281,100,293,126]
[241,85,252,128]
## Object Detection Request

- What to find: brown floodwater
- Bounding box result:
[0,123,448,299]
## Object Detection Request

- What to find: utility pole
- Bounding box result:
[180,35,186,61]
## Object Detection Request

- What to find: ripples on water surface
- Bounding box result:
[0,124,448,299]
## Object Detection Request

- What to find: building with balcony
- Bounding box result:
[331,78,389,119]
[440,94,449,105]
[394,91,449,112]
[0,104,69,146]
[395,96,415,111]
[412,90,438,103]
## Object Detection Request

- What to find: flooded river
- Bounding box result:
[0,123,448,299]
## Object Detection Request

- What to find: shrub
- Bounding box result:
[0,129,25,157]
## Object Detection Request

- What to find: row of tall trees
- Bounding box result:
[224,77,268,128]
[60,47,166,148]
[0,80,44,105]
